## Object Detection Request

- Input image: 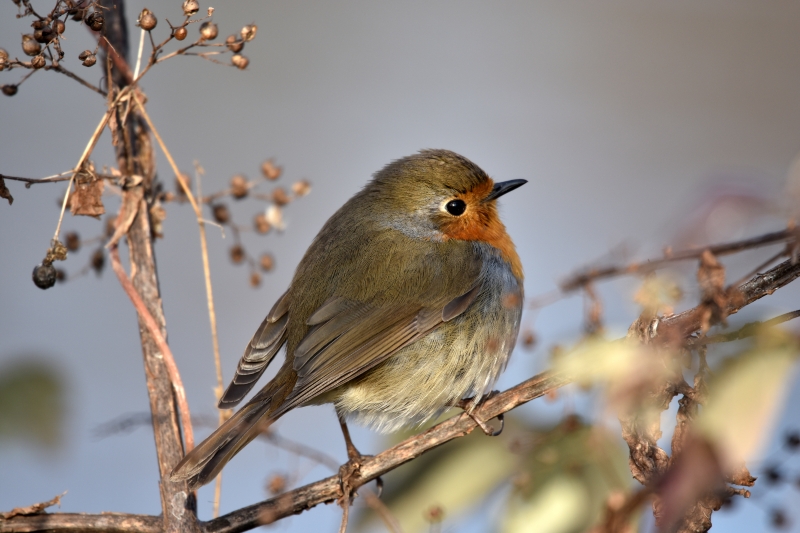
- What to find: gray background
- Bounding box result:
[1,1,799,531]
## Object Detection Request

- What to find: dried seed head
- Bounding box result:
[174,26,188,41]
[31,54,46,69]
[231,53,249,70]
[52,20,65,34]
[65,232,80,252]
[225,34,243,53]
[137,8,157,31]
[249,271,261,287]
[199,21,218,40]
[0,49,7,61]
[182,0,199,16]
[79,50,96,67]
[272,187,290,206]
[34,26,55,43]
[32,20,47,30]
[22,34,42,57]
[229,244,245,264]
[240,24,257,42]
[212,203,230,224]
[85,11,104,32]
[91,248,105,275]
[261,159,281,180]
[254,213,271,234]
[32,263,57,289]
[230,174,248,199]
[1,85,17,96]
[71,8,86,21]
[259,253,274,272]
[291,180,311,197]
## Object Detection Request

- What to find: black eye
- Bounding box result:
[445,199,467,216]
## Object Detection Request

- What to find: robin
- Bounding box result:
[171,149,526,490]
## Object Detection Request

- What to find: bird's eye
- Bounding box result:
[445,199,467,216]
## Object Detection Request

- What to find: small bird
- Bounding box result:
[171,149,526,490]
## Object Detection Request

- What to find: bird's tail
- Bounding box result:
[170,371,293,490]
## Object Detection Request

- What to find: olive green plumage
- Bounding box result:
[171,150,525,490]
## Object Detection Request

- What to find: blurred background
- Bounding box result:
[1,1,799,531]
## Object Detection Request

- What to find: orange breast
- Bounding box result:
[441,181,524,281]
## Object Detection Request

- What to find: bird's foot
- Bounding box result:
[454,391,504,437]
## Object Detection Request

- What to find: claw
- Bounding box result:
[453,391,504,436]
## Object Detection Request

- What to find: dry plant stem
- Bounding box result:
[109,246,194,451]
[338,499,349,533]
[691,309,800,346]
[131,94,226,514]
[49,64,108,96]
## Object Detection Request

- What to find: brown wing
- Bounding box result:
[218,290,290,407]
[271,284,481,417]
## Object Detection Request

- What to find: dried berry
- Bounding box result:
[266,474,286,495]
[30,55,46,69]
[254,213,271,235]
[225,34,243,53]
[230,175,248,199]
[71,8,86,22]
[32,263,57,289]
[261,159,281,180]
[65,232,80,252]
[521,330,536,350]
[3,84,19,96]
[182,0,199,16]
[199,21,218,40]
[55,269,66,282]
[22,34,42,57]
[91,248,105,275]
[240,24,257,42]
[249,271,261,287]
[212,203,230,224]
[231,54,249,70]
[32,20,47,30]
[79,50,96,67]
[272,187,290,206]
[785,432,800,450]
[229,244,245,264]
[174,26,188,41]
[0,49,7,61]
[291,180,311,197]
[259,253,274,272]
[137,8,157,31]
[52,20,65,35]
[85,11,104,32]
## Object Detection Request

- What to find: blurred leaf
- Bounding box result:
[697,328,799,468]
[633,274,682,315]
[0,359,65,448]
[503,417,632,533]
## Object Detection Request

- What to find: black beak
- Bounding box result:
[484,179,527,202]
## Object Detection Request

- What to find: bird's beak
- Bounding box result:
[483,179,527,202]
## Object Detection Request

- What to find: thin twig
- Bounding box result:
[362,490,403,533]
[48,64,107,96]
[109,245,195,451]
[338,499,350,533]
[690,309,800,346]
[133,27,145,80]
[561,228,797,291]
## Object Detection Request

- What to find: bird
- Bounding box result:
[171,149,526,490]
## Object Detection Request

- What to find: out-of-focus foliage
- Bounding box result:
[0,358,65,448]
[356,415,630,533]
[502,416,631,533]
[698,328,799,468]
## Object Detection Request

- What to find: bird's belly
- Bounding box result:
[332,269,522,433]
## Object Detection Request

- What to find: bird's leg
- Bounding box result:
[453,390,504,437]
[336,413,384,504]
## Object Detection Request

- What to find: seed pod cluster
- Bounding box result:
[199,21,218,40]
[85,11,104,32]
[225,34,243,53]
[231,54,249,70]
[182,0,199,16]
[78,50,96,67]
[230,175,248,199]
[22,34,42,57]
[137,8,157,31]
